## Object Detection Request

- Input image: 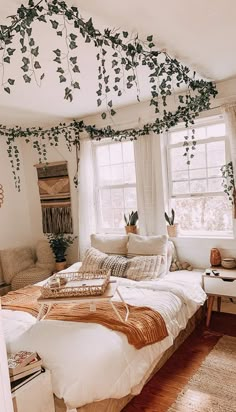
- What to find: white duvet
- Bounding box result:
[2,268,206,410]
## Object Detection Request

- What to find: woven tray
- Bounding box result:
[40,269,111,299]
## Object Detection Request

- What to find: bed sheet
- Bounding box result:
[2,266,206,410]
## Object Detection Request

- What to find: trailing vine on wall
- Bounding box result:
[0,0,218,189]
[221,161,236,218]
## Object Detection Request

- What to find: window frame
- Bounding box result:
[166,115,233,237]
[92,139,137,234]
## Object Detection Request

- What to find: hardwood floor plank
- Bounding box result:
[123,312,236,412]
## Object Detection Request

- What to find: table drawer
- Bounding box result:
[204,277,236,297]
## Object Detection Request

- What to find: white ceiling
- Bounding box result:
[0,0,236,126]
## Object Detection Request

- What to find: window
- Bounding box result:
[167,116,233,236]
[93,140,137,232]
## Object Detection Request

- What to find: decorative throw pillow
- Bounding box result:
[127,233,168,276]
[170,259,193,271]
[80,247,162,280]
[126,255,162,281]
[90,234,128,256]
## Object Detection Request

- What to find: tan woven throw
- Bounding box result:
[1,285,168,349]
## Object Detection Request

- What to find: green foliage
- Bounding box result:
[164,209,175,225]
[221,161,235,204]
[124,210,138,226]
[46,232,77,262]
[0,0,218,189]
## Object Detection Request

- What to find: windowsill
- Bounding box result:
[175,232,235,240]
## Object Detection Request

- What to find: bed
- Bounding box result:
[2,235,206,412]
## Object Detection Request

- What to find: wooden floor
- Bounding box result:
[123,311,236,412]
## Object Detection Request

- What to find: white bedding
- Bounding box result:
[2,265,206,410]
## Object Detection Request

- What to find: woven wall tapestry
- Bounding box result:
[36,161,73,234]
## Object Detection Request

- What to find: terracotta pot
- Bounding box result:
[210,248,221,267]
[55,260,67,272]
[125,225,137,234]
[167,224,178,238]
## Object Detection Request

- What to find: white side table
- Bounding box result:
[203,268,236,327]
[37,280,129,322]
[12,369,55,412]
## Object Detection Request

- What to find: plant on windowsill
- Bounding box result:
[164,209,179,237]
[221,161,236,218]
[124,211,139,235]
[46,233,77,272]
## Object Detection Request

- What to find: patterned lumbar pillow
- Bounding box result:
[126,255,162,281]
[80,247,162,280]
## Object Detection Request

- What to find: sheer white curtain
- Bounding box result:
[78,137,96,258]
[134,133,166,235]
[224,104,236,180]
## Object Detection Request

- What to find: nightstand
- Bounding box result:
[203,268,236,327]
[12,369,55,412]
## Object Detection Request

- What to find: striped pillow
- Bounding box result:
[80,247,162,280]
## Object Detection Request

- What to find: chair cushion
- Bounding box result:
[35,240,55,271]
[0,247,35,284]
[11,267,51,290]
[90,234,128,256]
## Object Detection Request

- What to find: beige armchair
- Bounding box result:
[0,240,55,291]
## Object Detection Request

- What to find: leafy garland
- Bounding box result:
[0,0,218,189]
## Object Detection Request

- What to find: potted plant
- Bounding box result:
[164,209,179,237]
[46,233,77,271]
[124,211,138,234]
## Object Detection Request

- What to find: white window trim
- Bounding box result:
[92,139,137,234]
[166,115,234,238]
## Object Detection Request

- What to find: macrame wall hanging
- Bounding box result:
[35,161,73,234]
[0,184,4,207]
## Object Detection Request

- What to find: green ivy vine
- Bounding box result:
[0,0,218,189]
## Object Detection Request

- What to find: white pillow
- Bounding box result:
[127,233,168,276]
[90,234,128,256]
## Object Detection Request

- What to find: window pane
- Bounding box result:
[123,141,134,162]
[173,181,189,195]
[170,147,188,172]
[208,167,222,178]
[172,171,188,180]
[113,209,124,228]
[96,145,110,166]
[190,179,207,193]
[189,144,206,169]
[101,208,113,228]
[110,143,122,164]
[111,164,124,184]
[170,130,188,144]
[207,123,225,138]
[124,163,136,183]
[194,126,206,140]
[189,169,206,179]
[100,189,111,208]
[124,188,137,209]
[99,166,112,185]
[208,177,223,192]
[207,141,225,167]
[111,188,124,208]
[172,196,232,232]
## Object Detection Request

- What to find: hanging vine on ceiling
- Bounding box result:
[0,0,218,189]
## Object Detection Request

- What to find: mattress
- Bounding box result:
[2,267,206,410]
